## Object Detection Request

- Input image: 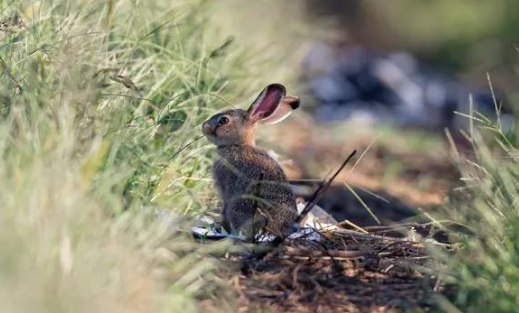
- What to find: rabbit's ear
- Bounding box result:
[261,96,300,124]
[248,84,286,122]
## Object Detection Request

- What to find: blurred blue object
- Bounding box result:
[304,44,512,131]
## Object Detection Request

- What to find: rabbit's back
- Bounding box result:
[213,145,297,234]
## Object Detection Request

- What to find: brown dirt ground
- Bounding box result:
[271,118,459,209]
[204,226,448,313]
[204,117,457,313]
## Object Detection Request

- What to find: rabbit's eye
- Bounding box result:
[218,116,229,125]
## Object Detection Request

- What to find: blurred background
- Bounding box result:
[213,0,519,225]
[1,0,519,312]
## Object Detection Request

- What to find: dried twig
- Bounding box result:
[296,150,357,224]
[330,228,451,247]
[337,219,369,234]
[223,225,443,313]
[242,150,357,269]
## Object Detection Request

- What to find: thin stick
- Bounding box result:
[330,228,451,247]
[337,219,369,234]
[296,150,357,224]
[242,150,357,268]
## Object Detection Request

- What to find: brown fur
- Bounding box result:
[213,145,298,238]
[201,85,299,240]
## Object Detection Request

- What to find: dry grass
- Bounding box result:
[205,225,447,313]
[0,0,303,312]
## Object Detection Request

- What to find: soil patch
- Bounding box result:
[225,227,446,313]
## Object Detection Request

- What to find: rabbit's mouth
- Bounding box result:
[202,122,215,136]
[202,122,220,145]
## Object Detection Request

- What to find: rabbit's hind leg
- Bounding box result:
[264,203,298,237]
[227,199,261,240]
[220,203,231,233]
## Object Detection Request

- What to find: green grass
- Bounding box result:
[430,118,519,312]
[5,1,519,312]
[0,0,301,312]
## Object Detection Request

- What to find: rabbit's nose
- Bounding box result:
[202,122,213,135]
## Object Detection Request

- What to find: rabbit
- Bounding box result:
[202,84,300,240]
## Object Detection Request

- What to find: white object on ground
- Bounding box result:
[297,202,338,231]
[191,201,338,241]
